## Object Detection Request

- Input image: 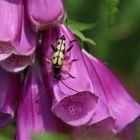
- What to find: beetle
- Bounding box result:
[45,35,79,92]
[46,35,78,80]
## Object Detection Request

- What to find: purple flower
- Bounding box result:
[70,49,140,139]
[0,54,35,72]
[0,4,37,72]
[42,24,140,137]
[16,64,65,140]
[26,0,64,31]
[0,66,20,126]
[42,24,100,126]
[14,5,37,56]
[0,0,22,61]
[0,0,138,140]
[82,50,140,134]
[72,121,137,140]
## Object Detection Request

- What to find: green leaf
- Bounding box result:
[71,29,96,47]
[33,132,70,140]
[83,38,96,46]
[63,11,69,26]
[105,0,119,26]
[67,19,96,31]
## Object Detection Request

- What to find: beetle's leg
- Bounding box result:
[61,69,76,78]
[63,59,79,66]
[66,43,73,53]
[45,57,52,63]
[48,69,53,73]
[51,44,56,52]
[70,39,77,44]
[66,39,77,54]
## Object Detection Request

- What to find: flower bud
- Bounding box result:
[26,0,64,31]
[0,0,22,61]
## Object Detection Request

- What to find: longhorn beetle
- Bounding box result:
[45,35,79,92]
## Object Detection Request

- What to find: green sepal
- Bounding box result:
[71,29,96,48]
[63,12,96,48]
[67,19,96,31]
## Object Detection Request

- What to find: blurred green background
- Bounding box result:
[0,0,140,139]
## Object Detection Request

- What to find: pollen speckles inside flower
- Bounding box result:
[53,92,98,125]
[68,105,82,116]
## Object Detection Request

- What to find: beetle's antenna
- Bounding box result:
[60,79,79,93]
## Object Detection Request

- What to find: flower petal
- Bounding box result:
[26,0,64,31]
[0,54,35,72]
[42,25,98,126]
[80,50,114,124]
[117,121,137,140]
[82,49,140,134]
[14,5,37,55]
[16,64,65,140]
[0,43,15,61]
[72,117,115,140]
[0,66,20,126]
[0,0,22,60]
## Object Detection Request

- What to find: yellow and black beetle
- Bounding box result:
[46,35,78,80]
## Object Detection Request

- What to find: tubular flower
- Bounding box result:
[72,120,137,140]
[0,0,22,61]
[26,0,64,31]
[14,5,37,56]
[0,54,35,72]
[82,50,140,134]
[16,64,65,140]
[42,24,101,126]
[0,1,139,140]
[0,5,37,72]
[0,66,20,127]
[42,23,140,136]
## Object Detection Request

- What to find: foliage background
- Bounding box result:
[0,0,140,139]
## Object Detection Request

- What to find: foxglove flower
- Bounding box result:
[0,54,35,72]
[0,5,37,72]
[77,50,140,137]
[42,23,140,134]
[0,0,22,61]
[72,121,137,140]
[15,5,37,56]
[16,64,65,140]
[0,66,20,126]
[26,0,64,31]
[42,24,102,126]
